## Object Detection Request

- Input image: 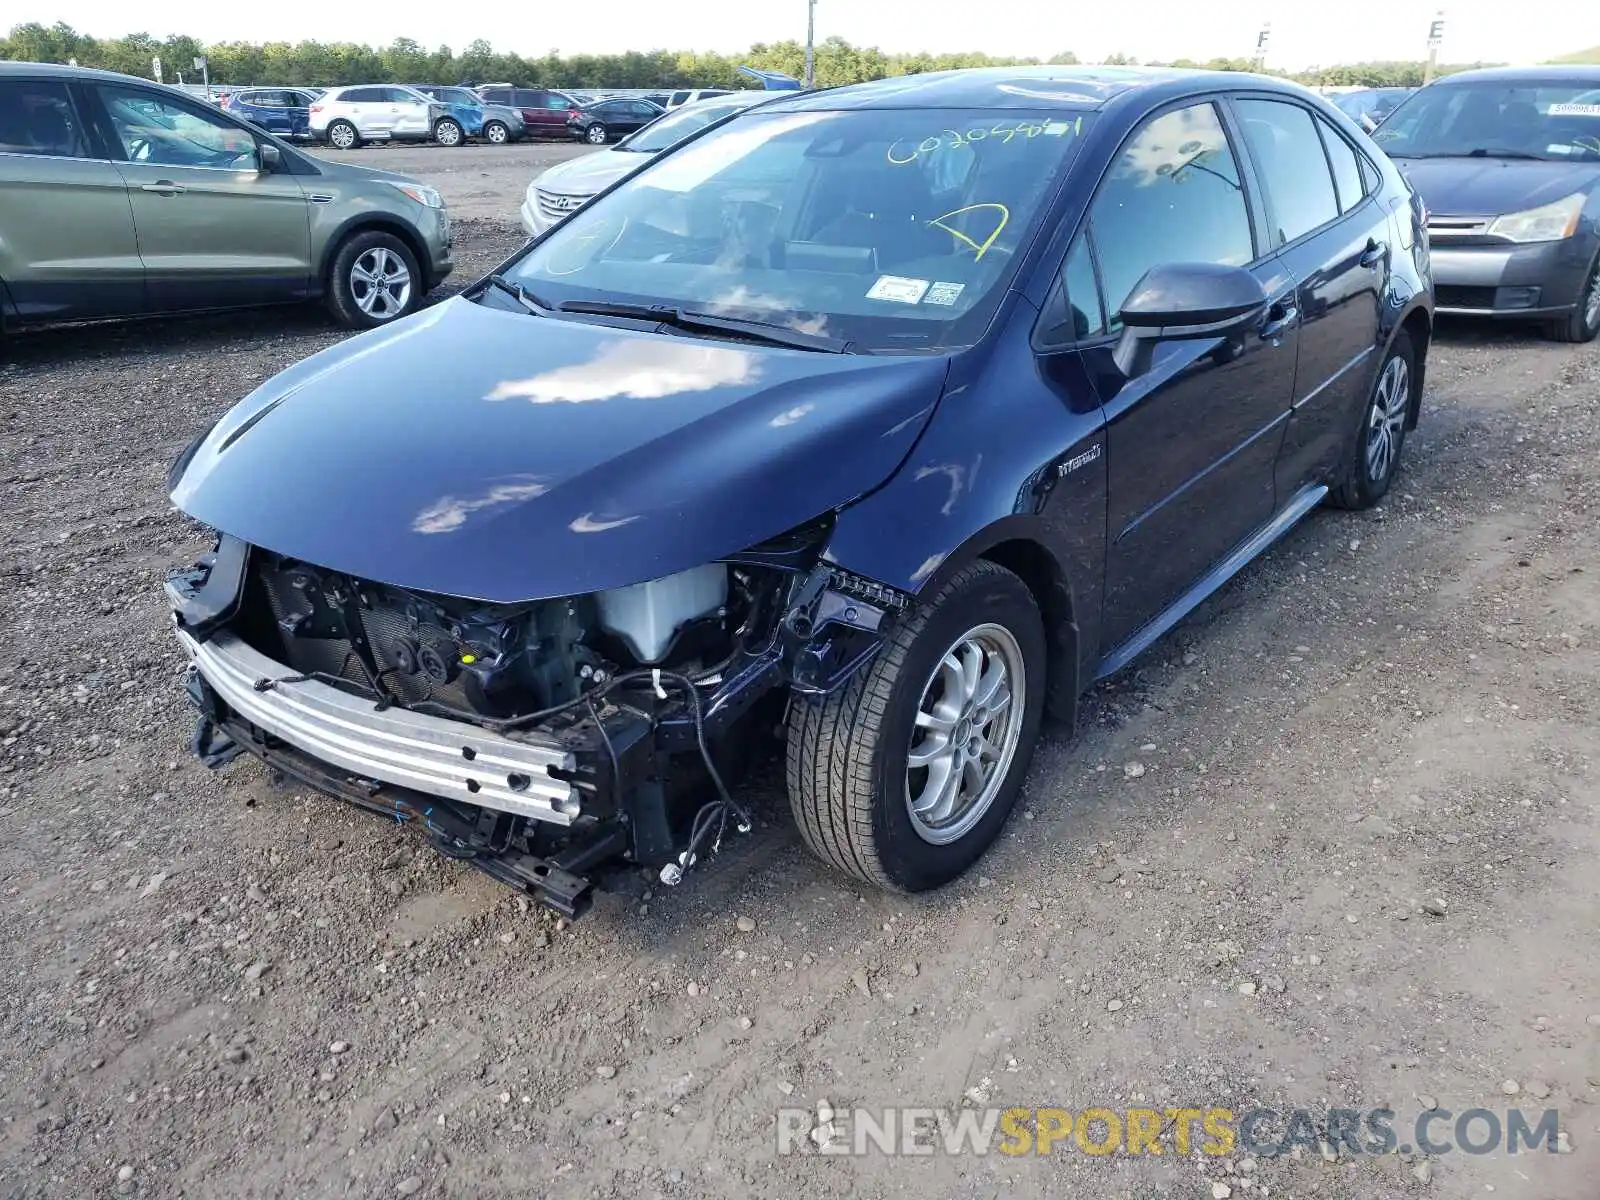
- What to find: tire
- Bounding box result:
[326,120,360,150]
[434,118,463,147]
[1331,329,1415,510]
[785,560,1046,892]
[325,230,421,330]
[483,120,509,145]
[1547,255,1600,344]
[584,122,607,145]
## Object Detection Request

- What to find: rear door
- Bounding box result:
[90,82,312,311]
[343,87,390,137]
[1230,95,1390,497]
[0,76,145,321]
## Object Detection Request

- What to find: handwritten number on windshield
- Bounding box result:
[887,117,1081,167]
[927,203,1011,261]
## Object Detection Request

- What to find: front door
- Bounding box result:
[0,76,145,321]
[92,83,312,312]
[1077,100,1301,651]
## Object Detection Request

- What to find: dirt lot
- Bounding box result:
[1,144,1598,1200]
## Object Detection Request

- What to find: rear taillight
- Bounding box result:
[310,104,323,114]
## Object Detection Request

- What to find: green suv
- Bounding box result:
[0,62,453,334]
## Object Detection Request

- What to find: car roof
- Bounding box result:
[756,64,1302,113]
[1427,64,1600,86]
[0,59,179,86]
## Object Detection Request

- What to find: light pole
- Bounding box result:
[1252,22,1271,71]
[804,0,816,89]
[1424,11,1445,85]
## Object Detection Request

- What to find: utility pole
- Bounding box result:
[194,55,210,99]
[1252,22,1271,71]
[804,0,817,89]
[1424,11,1445,84]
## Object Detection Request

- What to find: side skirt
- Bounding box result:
[1093,483,1329,682]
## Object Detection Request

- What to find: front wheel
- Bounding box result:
[325,231,420,329]
[584,123,607,144]
[1331,329,1415,510]
[434,118,463,147]
[785,560,1046,892]
[1548,255,1600,344]
[483,120,509,145]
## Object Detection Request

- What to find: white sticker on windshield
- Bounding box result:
[866,275,930,304]
[923,281,966,306]
[1549,103,1600,117]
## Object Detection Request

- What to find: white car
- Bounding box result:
[309,85,447,149]
[664,88,734,110]
[519,91,777,236]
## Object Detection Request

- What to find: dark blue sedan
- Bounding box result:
[167,66,1433,917]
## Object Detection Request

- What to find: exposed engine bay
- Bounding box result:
[170,530,904,917]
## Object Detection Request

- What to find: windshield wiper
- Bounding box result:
[481,274,553,314]
[1464,147,1548,161]
[557,299,853,353]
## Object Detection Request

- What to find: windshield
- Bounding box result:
[620,97,761,152]
[1376,81,1600,161]
[504,107,1089,352]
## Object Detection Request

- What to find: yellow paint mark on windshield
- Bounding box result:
[928,203,1011,261]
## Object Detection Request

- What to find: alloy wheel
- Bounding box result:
[1365,354,1409,483]
[485,122,508,144]
[586,124,606,144]
[904,623,1027,846]
[436,120,461,146]
[329,122,355,149]
[1585,264,1600,334]
[349,247,412,320]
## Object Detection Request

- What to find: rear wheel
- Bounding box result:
[483,120,509,144]
[785,560,1046,892]
[327,120,359,150]
[325,231,420,329]
[584,123,607,144]
[1331,329,1415,510]
[1548,255,1600,344]
[434,118,463,147]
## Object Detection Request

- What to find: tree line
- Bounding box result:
[1,22,1504,90]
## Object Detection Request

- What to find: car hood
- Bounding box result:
[1394,156,1600,216]
[533,150,651,195]
[172,298,948,603]
[306,156,420,187]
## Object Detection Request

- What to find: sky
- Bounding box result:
[14,0,1600,71]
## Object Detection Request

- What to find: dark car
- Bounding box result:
[222,87,319,140]
[477,86,580,138]
[166,67,1431,917]
[567,97,664,144]
[1330,86,1415,132]
[1374,66,1600,342]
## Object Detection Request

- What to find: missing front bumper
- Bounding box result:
[179,629,581,825]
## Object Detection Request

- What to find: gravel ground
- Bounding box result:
[1,157,1598,1200]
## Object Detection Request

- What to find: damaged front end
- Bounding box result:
[167,525,905,917]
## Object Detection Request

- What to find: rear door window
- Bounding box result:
[1236,98,1341,244]
[0,79,90,158]
[1317,116,1368,213]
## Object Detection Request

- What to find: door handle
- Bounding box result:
[1259,300,1298,342]
[1360,238,1389,268]
[140,181,186,195]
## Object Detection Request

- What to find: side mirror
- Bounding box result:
[257,142,283,173]
[1112,262,1269,377]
